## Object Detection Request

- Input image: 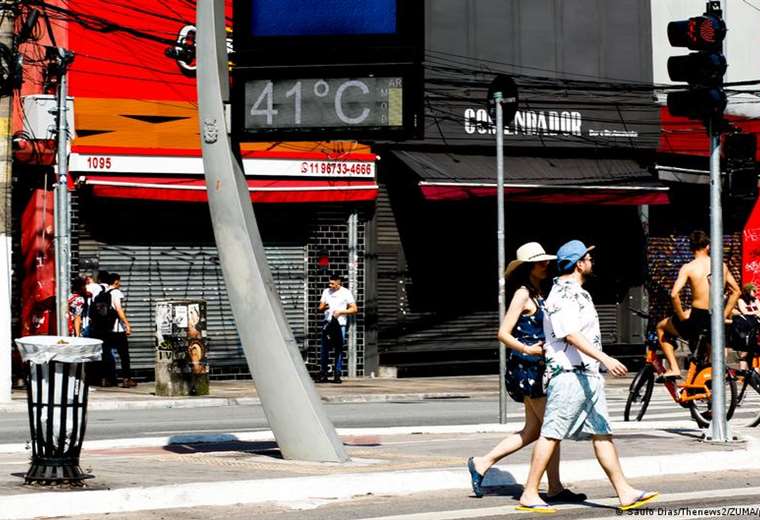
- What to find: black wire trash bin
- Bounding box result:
[14,336,102,486]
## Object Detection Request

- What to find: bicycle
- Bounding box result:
[734,341,760,427]
[624,309,737,428]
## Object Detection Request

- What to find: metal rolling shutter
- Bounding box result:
[78,240,307,372]
[374,185,407,349]
[597,304,618,344]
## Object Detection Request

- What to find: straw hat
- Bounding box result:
[505,242,557,278]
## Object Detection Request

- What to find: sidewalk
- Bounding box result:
[1,420,757,519]
[0,374,637,413]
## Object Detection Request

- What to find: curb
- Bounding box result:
[2,432,758,520]
[0,391,500,414]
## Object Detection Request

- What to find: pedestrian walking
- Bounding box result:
[517,240,658,513]
[83,270,109,338]
[90,272,134,387]
[84,270,110,385]
[318,273,357,384]
[108,273,135,388]
[467,242,585,503]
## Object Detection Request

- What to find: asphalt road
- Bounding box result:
[1,398,500,443]
[2,391,760,443]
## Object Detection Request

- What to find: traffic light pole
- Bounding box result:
[494,92,507,425]
[708,119,728,442]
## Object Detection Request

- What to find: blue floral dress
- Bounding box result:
[505,294,547,403]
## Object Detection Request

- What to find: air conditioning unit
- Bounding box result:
[21,94,75,140]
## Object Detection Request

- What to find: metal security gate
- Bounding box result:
[597,304,619,345]
[77,240,308,374]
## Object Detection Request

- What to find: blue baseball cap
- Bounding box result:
[556,240,595,273]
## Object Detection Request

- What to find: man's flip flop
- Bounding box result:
[515,504,557,513]
[619,491,659,511]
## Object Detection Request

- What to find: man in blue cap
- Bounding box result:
[517,240,658,513]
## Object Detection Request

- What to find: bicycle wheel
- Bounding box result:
[745,372,760,428]
[689,370,738,428]
[624,365,654,421]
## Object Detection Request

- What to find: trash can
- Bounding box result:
[14,335,102,485]
[155,300,209,396]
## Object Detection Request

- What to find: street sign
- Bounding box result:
[487,75,519,124]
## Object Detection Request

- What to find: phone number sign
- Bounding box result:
[69,154,375,178]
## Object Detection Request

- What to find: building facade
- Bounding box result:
[12,0,759,381]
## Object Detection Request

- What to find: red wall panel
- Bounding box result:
[20,189,56,336]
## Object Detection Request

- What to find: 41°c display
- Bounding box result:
[243,76,404,132]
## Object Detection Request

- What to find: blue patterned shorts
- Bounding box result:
[541,371,612,440]
[505,352,545,403]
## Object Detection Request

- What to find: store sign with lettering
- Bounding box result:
[463,108,584,137]
[70,154,375,178]
[423,87,660,149]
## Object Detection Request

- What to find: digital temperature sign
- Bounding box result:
[244,77,403,131]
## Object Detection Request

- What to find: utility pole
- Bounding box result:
[53,49,73,337]
[0,0,16,404]
[488,75,518,424]
[494,92,506,424]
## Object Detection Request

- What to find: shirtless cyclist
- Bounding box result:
[656,230,740,380]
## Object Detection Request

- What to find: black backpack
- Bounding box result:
[89,286,117,335]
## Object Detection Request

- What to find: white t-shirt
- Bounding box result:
[86,282,104,299]
[543,277,603,375]
[110,288,126,333]
[320,286,356,326]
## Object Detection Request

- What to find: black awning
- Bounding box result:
[392,150,669,205]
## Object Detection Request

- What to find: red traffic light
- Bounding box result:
[667,15,726,50]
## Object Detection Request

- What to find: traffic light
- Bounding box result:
[666,2,727,122]
[725,133,758,199]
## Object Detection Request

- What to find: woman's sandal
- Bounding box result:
[466,457,485,498]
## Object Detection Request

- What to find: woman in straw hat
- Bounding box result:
[467,242,584,503]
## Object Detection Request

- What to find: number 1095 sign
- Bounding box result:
[244,77,403,131]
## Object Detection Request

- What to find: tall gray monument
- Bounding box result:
[195,0,348,462]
